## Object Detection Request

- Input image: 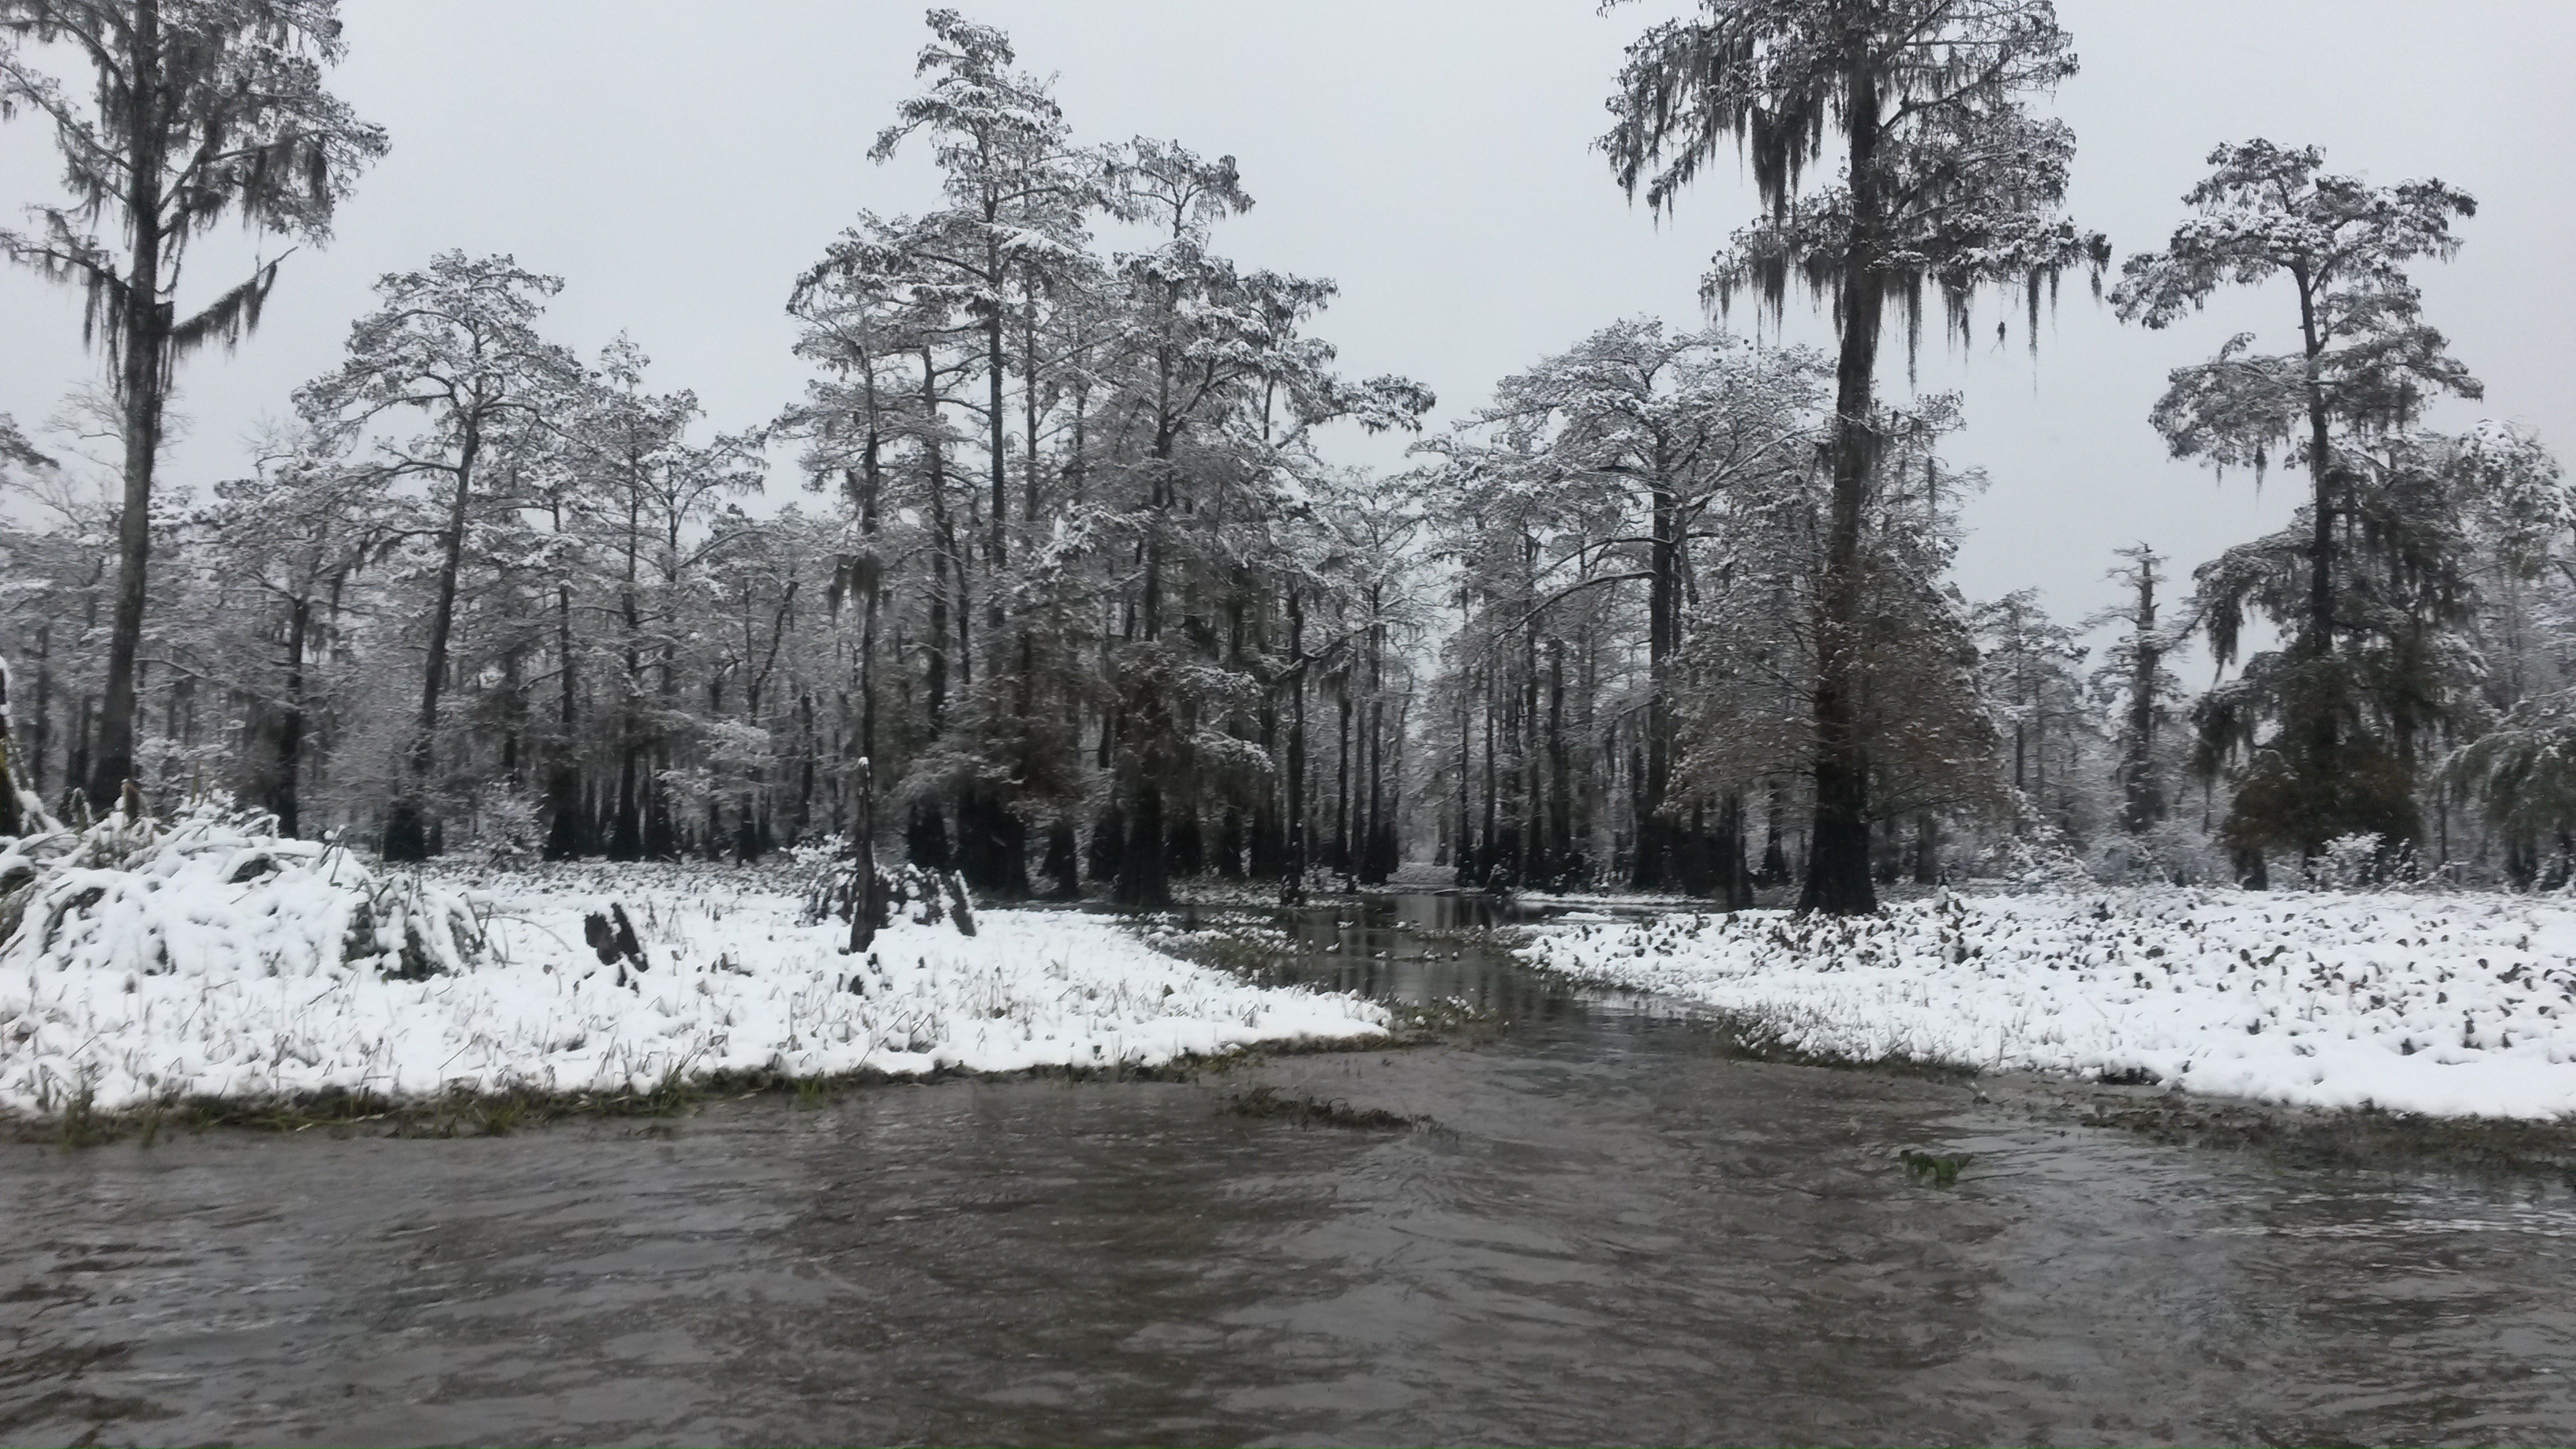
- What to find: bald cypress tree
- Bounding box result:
[2114,140,2481,858]
[296,253,578,859]
[0,0,386,812]
[1601,0,2105,913]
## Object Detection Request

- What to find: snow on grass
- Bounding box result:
[0,858,1387,1118]
[1525,889,2576,1120]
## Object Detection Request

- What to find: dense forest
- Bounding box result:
[1,1,2567,912]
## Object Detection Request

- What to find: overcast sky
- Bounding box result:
[2,0,2567,659]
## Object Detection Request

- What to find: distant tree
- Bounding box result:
[553,337,759,859]
[1602,0,2106,913]
[2085,545,2184,834]
[1975,589,2089,833]
[2114,140,2480,856]
[196,427,389,836]
[871,7,1092,583]
[0,0,386,811]
[1423,322,1828,897]
[296,253,577,859]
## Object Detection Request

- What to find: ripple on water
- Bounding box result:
[2,893,2574,1446]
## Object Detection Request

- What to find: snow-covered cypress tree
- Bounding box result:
[0,0,387,812]
[294,253,578,860]
[1601,0,2106,914]
[2114,140,2480,856]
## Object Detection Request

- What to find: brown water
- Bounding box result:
[6,893,2576,1447]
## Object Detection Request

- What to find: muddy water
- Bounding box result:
[6,894,2576,1447]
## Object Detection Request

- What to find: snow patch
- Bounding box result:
[0,859,1388,1117]
[1526,888,2576,1120]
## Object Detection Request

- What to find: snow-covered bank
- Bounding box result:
[0,859,1388,1118]
[1526,889,2576,1120]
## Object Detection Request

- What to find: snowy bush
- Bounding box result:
[2087,820,2230,886]
[2305,831,2394,890]
[1975,831,2093,889]
[799,847,978,935]
[0,793,486,982]
[470,785,545,867]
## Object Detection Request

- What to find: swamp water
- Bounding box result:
[5,893,2575,1446]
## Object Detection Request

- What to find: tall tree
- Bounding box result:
[2087,545,2181,835]
[1602,0,2105,912]
[869,7,1091,590]
[296,252,576,859]
[196,426,387,836]
[0,0,385,810]
[1422,322,1826,895]
[2114,140,2480,856]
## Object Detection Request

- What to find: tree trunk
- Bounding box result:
[29,623,51,794]
[1798,51,1885,917]
[2122,561,2164,833]
[1548,637,1573,886]
[0,653,19,837]
[923,351,952,734]
[1284,586,1308,904]
[848,758,879,953]
[273,596,310,837]
[88,0,170,813]
[546,577,584,858]
[387,421,482,861]
[1634,469,1679,890]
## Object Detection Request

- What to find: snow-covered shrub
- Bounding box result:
[470,785,544,867]
[799,849,978,935]
[2087,820,2230,886]
[2306,831,2391,890]
[1975,831,2092,889]
[0,793,485,981]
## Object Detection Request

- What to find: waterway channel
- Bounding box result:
[4,893,2574,1445]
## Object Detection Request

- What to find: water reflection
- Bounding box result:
[3,893,2573,1446]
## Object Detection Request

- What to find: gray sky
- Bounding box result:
[2,0,2568,656]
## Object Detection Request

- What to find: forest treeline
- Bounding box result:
[1,2,2569,910]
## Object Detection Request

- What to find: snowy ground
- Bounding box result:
[0,859,1388,1118]
[1526,889,2576,1120]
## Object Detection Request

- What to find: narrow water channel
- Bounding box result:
[5,893,2574,1446]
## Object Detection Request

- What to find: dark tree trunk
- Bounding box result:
[388,422,484,862]
[0,656,19,838]
[88,0,170,811]
[2121,558,2165,834]
[1284,586,1308,904]
[1335,688,1353,876]
[1165,809,1204,878]
[848,758,880,953]
[1548,637,1573,886]
[1634,470,1679,891]
[1798,51,1885,916]
[1115,778,1168,908]
[28,624,51,795]
[1088,805,1125,886]
[272,597,310,837]
[1043,815,1080,899]
[546,579,584,858]
[908,800,951,871]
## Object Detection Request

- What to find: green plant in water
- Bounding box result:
[57,1084,109,1148]
[476,1096,526,1136]
[1900,1148,1974,1186]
